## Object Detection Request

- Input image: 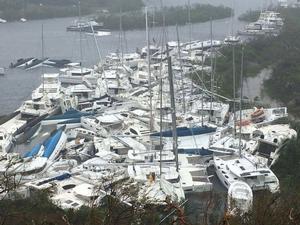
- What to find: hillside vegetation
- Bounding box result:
[97,4,232,30]
[0,0,144,21]
[212,8,300,116]
[238,10,260,22]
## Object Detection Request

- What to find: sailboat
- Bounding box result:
[213,47,280,193]
[21,25,61,119]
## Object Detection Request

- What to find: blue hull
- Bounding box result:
[178,148,213,156]
[24,143,42,158]
[42,129,63,158]
[151,126,216,137]
[58,118,81,124]
[43,108,93,122]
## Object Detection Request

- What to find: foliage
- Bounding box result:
[272,121,300,191]
[96,4,232,30]
[0,0,144,21]
[206,8,300,117]
[238,10,260,22]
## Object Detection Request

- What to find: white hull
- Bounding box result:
[48,132,67,161]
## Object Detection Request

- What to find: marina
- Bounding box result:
[0,0,299,223]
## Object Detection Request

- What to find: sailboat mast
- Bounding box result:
[146,7,153,132]
[159,0,166,176]
[119,10,124,63]
[159,64,163,175]
[201,42,204,126]
[166,44,179,172]
[231,0,234,36]
[239,46,244,157]
[90,23,102,63]
[41,23,44,94]
[188,0,192,56]
[160,0,166,50]
[78,1,83,75]
[233,45,236,137]
[176,25,186,113]
[209,18,213,119]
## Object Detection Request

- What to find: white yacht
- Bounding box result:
[185,40,222,51]
[229,107,288,127]
[128,150,175,162]
[59,67,99,85]
[191,100,230,126]
[243,124,297,166]
[0,130,13,153]
[0,67,5,76]
[138,178,185,204]
[214,153,280,193]
[20,98,59,118]
[0,18,7,23]
[224,35,241,44]
[80,116,111,137]
[127,164,179,183]
[31,73,61,101]
[25,173,105,209]
[63,84,95,106]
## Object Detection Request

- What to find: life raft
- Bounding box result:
[236,119,251,126]
[251,107,264,118]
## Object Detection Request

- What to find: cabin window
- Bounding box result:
[62,184,76,190]
[186,117,194,121]
[225,175,229,179]
[240,166,246,171]
[222,171,226,174]
[265,181,277,184]
[0,136,3,140]
[224,181,228,186]
[71,202,80,207]
[65,200,73,204]
[129,128,138,135]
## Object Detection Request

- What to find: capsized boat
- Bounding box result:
[9,57,36,68]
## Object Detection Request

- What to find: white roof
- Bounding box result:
[43,73,59,78]
[73,183,97,198]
